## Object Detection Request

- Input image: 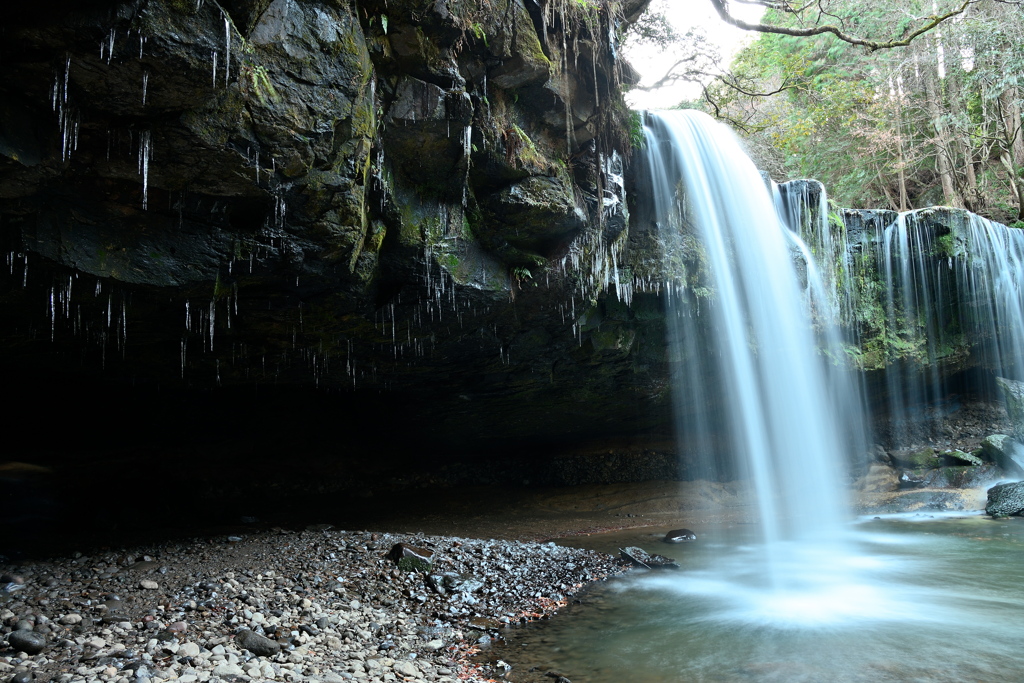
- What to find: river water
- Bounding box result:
[485,515,1024,682]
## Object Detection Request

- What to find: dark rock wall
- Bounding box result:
[0,0,666,468]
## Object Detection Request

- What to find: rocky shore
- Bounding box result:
[0,528,628,683]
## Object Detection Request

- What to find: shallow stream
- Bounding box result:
[488,515,1024,683]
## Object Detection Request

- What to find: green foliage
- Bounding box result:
[706,1,1024,217]
[934,233,955,258]
[241,64,280,106]
[511,266,533,282]
[628,110,645,150]
[470,22,487,46]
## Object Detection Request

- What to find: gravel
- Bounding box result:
[0,527,627,682]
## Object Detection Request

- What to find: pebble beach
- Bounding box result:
[0,527,628,683]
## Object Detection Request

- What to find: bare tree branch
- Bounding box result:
[715,72,798,97]
[629,56,705,91]
[708,0,978,51]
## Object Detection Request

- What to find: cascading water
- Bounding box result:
[642,110,864,566]
[486,112,1024,682]
[873,209,1024,440]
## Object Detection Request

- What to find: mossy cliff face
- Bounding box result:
[0,0,660,452]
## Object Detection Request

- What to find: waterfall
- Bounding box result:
[871,209,1024,439]
[640,110,867,573]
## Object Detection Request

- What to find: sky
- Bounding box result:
[623,0,766,110]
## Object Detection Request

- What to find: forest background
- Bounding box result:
[627,0,1024,225]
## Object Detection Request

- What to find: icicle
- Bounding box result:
[138,130,152,209]
[212,50,218,87]
[224,15,231,83]
[142,70,149,106]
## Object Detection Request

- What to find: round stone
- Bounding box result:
[7,629,46,655]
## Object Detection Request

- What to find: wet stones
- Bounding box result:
[662,529,697,543]
[234,628,281,656]
[6,629,45,654]
[986,481,1024,517]
[618,547,679,570]
[0,528,626,683]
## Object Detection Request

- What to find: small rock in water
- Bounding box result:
[7,629,46,654]
[8,670,33,683]
[619,546,679,569]
[235,628,281,656]
[139,580,159,590]
[662,528,697,543]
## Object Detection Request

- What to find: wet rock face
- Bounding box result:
[0,0,664,453]
[996,376,1024,440]
[981,434,1024,476]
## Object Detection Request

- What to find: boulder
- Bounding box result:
[234,629,281,657]
[942,449,983,466]
[921,464,1003,489]
[662,529,697,543]
[985,481,1024,517]
[858,464,900,493]
[996,376,1024,438]
[892,447,941,470]
[387,543,433,572]
[980,435,1024,476]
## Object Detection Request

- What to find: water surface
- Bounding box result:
[492,517,1024,683]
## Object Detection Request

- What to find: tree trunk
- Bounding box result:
[922,54,961,207]
[999,151,1024,221]
[963,144,979,212]
[1008,87,1024,168]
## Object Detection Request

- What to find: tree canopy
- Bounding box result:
[638,0,1024,223]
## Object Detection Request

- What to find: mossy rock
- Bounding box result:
[892,447,940,469]
[397,556,432,573]
[942,449,983,466]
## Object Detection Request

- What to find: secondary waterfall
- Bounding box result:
[640,110,867,587]
[874,209,1024,439]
